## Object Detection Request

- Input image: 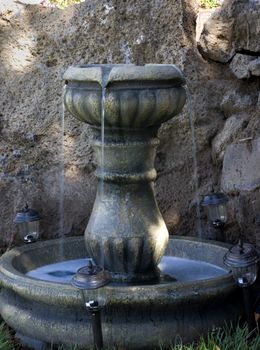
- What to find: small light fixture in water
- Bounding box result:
[71,259,111,350]
[201,190,228,239]
[71,259,111,289]
[14,203,41,243]
[224,239,259,330]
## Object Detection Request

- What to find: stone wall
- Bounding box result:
[198,0,260,243]
[0,0,259,249]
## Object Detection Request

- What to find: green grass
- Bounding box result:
[56,324,260,349]
[48,0,81,9]
[0,323,13,350]
[163,324,260,350]
[1,322,259,350]
[200,0,220,9]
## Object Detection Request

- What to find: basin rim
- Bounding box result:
[63,64,186,86]
[0,236,235,307]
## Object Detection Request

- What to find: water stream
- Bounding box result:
[98,67,113,267]
[100,66,113,185]
[186,87,202,238]
[100,87,106,199]
[58,87,66,258]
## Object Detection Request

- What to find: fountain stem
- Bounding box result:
[86,126,168,282]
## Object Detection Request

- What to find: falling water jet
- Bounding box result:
[100,88,106,183]
[99,66,113,268]
[185,87,202,238]
[58,86,66,259]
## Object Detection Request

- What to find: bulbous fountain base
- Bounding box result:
[0,236,242,349]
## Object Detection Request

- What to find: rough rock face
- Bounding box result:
[198,0,260,244]
[221,138,260,193]
[212,113,248,162]
[229,54,260,79]
[0,0,201,248]
[199,0,260,63]
[0,0,259,249]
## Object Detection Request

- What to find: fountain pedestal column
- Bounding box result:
[63,64,186,282]
[87,127,168,282]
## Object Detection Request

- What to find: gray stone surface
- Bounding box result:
[212,114,248,162]
[0,0,259,248]
[197,0,260,244]
[220,90,256,119]
[249,58,260,76]
[199,0,260,63]
[229,54,255,79]
[230,54,260,79]
[221,138,260,193]
[196,9,214,42]
[0,0,200,248]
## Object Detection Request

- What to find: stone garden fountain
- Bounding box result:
[0,64,242,349]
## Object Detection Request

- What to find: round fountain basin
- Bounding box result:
[0,236,242,349]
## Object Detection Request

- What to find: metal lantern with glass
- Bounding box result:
[224,240,259,330]
[71,259,111,350]
[201,191,228,239]
[14,204,40,243]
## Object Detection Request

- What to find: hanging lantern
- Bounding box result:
[224,240,259,287]
[14,204,40,243]
[224,240,259,330]
[201,192,229,229]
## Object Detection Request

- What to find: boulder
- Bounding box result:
[229,54,254,79]
[220,90,254,118]
[212,113,248,162]
[249,58,260,76]
[221,138,260,193]
[199,0,260,63]
[230,54,260,79]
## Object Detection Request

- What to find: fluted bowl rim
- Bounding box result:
[63,64,186,87]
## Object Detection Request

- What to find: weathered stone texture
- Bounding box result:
[0,0,201,248]
[197,0,260,244]
[0,0,259,248]
[229,54,255,79]
[249,58,260,77]
[212,113,248,162]
[230,54,260,79]
[199,0,260,63]
[221,138,260,193]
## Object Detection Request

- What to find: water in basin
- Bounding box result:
[26,256,228,284]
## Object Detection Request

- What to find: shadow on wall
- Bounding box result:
[0,0,202,249]
[2,0,258,249]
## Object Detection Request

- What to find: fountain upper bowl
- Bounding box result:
[63,64,186,128]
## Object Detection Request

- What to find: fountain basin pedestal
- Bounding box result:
[63,64,186,282]
[87,126,168,282]
[0,237,242,349]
